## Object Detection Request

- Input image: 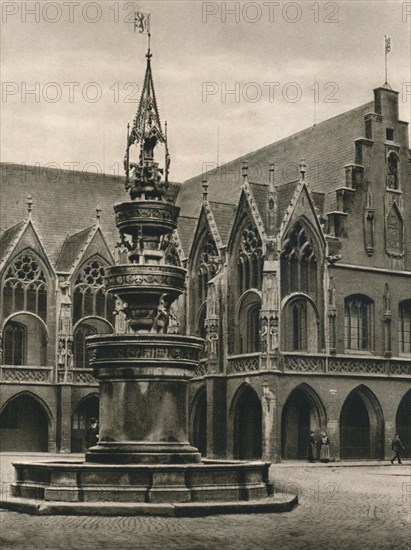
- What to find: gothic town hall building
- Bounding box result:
[0,83,410,462]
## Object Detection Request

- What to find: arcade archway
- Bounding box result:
[0,393,49,451]
[396,390,411,459]
[71,394,99,452]
[233,385,262,460]
[190,387,207,457]
[340,386,384,459]
[281,384,325,459]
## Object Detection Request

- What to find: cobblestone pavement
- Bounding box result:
[0,454,410,550]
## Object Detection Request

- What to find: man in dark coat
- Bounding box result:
[390,433,405,464]
[85,417,99,449]
[307,430,317,463]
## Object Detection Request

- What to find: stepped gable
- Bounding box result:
[0,163,182,265]
[177,101,374,221]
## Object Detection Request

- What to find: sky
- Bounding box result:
[1,0,410,182]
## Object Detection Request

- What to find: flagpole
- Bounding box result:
[384,35,388,85]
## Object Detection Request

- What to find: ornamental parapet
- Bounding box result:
[281,354,411,377]
[227,353,261,374]
[114,200,179,236]
[0,365,53,383]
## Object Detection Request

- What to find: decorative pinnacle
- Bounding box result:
[242,161,248,179]
[299,159,307,182]
[96,204,102,225]
[26,195,33,219]
[202,177,209,203]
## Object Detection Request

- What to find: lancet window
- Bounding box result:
[281,221,318,300]
[2,252,47,321]
[72,258,115,325]
[237,219,263,296]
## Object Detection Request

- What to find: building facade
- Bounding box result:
[0,84,410,461]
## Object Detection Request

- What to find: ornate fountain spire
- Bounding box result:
[124,48,168,200]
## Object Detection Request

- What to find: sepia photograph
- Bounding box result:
[0,1,410,548]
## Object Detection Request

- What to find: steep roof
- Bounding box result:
[207,201,237,246]
[55,226,95,272]
[176,216,198,258]
[176,101,373,221]
[0,163,181,266]
[0,221,25,266]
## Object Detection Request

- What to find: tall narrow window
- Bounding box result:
[3,321,26,365]
[386,152,399,189]
[399,300,411,355]
[344,297,373,351]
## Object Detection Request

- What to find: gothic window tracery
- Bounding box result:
[3,321,26,365]
[73,258,115,325]
[281,221,318,300]
[2,252,48,321]
[344,296,373,352]
[237,219,263,296]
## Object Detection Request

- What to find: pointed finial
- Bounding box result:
[96,204,102,225]
[269,163,275,185]
[26,195,33,219]
[299,159,307,182]
[202,177,209,203]
[242,161,248,180]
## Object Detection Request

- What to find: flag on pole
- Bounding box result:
[385,36,391,54]
[134,11,151,34]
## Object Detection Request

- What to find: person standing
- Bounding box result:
[85,417,99,449]
[390,433,405,464]
[320,431,331,463]
[307,430,317,463]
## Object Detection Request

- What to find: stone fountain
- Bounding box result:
[5,48,296,516]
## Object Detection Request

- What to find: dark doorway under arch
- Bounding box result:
[396,391,411,459]
[71,395,99,452]
[340,387,384,459]
[233,386,262,460]
[281,385,324,459]
[0,394,48,451]
[191,389,207,457]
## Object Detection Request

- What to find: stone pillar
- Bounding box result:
[262,381,279,462]
[205,375,227,458]
[58,386,72,453]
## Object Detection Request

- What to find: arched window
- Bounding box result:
[399,300,411,355]
[281,221,318,300]
[3,321,26,365]
[73,258,115,326]
[2,252,48,321]
[282,297,318,352]
[344,296,373,352]
[237,293,262,354]
[237,219,263,296]
[73,318,112,368]
[386,152,399,189]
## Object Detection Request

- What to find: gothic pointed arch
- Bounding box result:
[396,390,411,458]
[230,383,262,460]
[234,289,262,354]
[281,383,326,459]
[340,385,384,459]
[0,391,52,452]
[71,393,99,452]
